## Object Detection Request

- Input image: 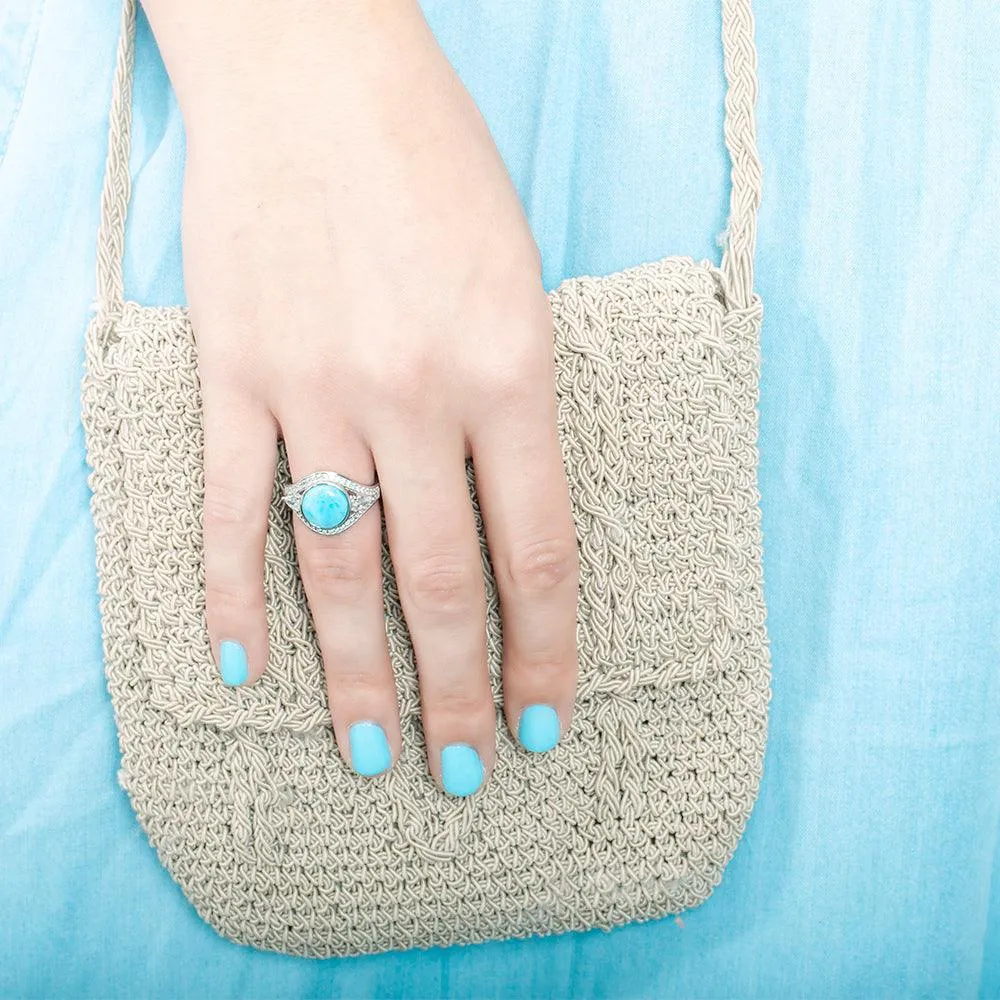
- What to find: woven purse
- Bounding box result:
[81,0,769,958]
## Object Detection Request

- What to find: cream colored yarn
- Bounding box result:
[80,0,770,958]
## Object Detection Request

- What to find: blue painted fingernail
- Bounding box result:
[349,721,392,777]
[440,743,484,797]
[219,640,248,686]
[519,704,561,753]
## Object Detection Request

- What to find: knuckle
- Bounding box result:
[428,686,494,725]
[515,656,575,687]
[486,293,554,374]
[276,353,352,403]
[505,290,554,341]
[299,543,372,601]
[505,535,579,594]
[459,296,554,400]
[286,363,334,400]
[203,480,262,533]
[480,354,544,403]
[368,350,438,413]
[205,577,262,616]
[402,556,481,617]
[327,668,385,703]
[479,334,551,397]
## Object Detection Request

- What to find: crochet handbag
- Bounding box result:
[81,0,769,958]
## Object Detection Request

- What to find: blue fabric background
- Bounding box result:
[1,0,998,996]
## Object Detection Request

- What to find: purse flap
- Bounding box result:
[83,255,761,734]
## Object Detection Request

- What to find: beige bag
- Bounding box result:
[81,0,769,958]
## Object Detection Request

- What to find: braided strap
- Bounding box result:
[94,0,136,320]
[91,0,762,317]
[721,0,762,309]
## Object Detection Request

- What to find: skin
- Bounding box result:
[141,0,580,794]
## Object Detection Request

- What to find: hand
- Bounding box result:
[143,0,580,795]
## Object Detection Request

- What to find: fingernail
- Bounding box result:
[349,721,392,777]
[518,704,561,753]
[219,640,248,686]
[440,743,484,797]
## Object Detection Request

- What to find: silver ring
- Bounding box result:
[282,470,381,536]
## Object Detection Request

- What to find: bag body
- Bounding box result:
[81,0,769,958]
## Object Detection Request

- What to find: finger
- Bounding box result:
[201,384,278,688]
[280,411,400,778]
[374,421,494,798]
[469,369,580,755]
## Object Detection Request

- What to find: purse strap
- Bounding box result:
[94,0,762,317]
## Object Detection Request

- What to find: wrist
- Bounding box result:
[141,0,431,137]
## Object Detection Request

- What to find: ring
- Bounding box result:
[282,470,381,536]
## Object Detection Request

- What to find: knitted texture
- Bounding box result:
[79,0,770,958]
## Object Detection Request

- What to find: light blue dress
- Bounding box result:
[1,1,998,996]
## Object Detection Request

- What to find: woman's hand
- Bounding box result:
[142,0,580,795]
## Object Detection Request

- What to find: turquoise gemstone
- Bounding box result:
[300,483,350,530]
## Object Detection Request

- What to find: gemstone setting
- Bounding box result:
[281,470,381,536]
